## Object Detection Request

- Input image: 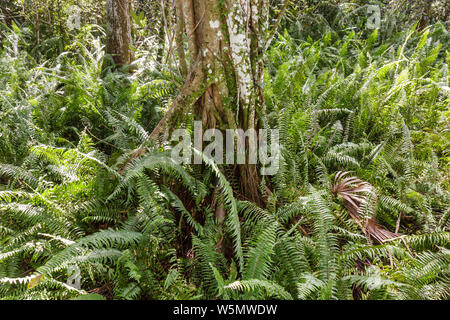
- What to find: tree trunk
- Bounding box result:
[156,0,167,65]
[151,0,268,204]
[175,0,188,78]
[105,0,133,69]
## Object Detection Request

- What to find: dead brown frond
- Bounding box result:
[332,171,400,244]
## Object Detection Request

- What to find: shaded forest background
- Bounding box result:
[0,0,449,300]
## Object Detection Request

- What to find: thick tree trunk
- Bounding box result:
[151,0,268,204]
[105,0,133,68]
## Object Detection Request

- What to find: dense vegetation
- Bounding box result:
[0,0,448,300]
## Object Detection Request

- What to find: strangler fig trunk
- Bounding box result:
[151,0,268,204]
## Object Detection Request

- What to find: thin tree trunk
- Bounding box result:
[156,0,167,65]
[175,0,188,77]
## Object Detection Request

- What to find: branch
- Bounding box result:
[149,52,205,141]
[117,53,205,175]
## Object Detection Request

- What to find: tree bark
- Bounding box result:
[175,0,188,77]
[151,0,268,204]
[105,0,133,68]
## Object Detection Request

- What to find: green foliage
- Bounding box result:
[0,0,448,300]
